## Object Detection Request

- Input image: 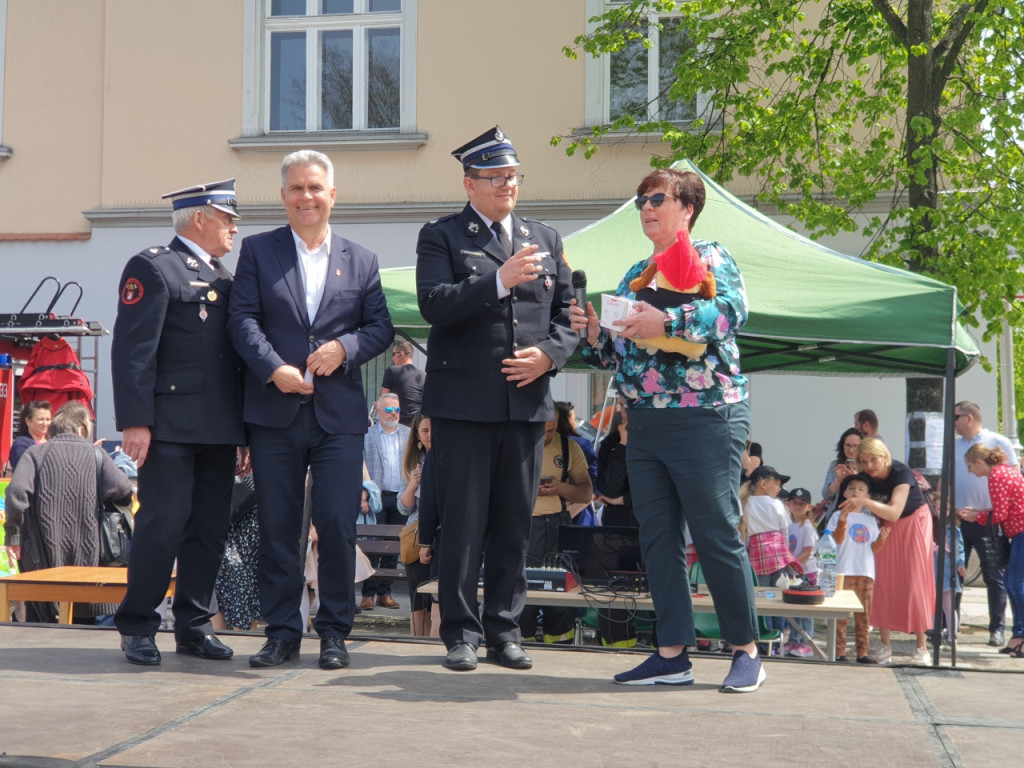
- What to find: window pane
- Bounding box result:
[369,0,401,10]
[609,31,648,121]
[271,0,307,16]
[270,32,306,131]
[321,0,354,14]
[321,30,353,130]
[367,28,400,128]
[658,18,694,122]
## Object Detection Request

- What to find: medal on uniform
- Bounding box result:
[544,276,553,291]
[199,302,208,322]
[207,289,217,302]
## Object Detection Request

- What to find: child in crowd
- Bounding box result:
[784,488,818,658]
[933,514,966,644]
[827,474,890,663]
[740,465,795,642]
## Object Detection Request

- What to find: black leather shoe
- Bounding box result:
[121,635,161,666]
[486,641,533,669]
[249,637,301,668]
[445,642,478,671]
[175,633,234,660]
[318,637,350,670]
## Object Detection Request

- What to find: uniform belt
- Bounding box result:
[380,490,399,496]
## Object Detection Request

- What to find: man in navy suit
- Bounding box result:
[228,150,393,669]
[416,126,577,671]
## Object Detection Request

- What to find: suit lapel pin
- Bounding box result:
[468,221,479,235]
[519,225,530,237]
[185,256,200,270]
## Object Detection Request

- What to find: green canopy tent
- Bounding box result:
[380,160,978,665]
[381,159,980,376]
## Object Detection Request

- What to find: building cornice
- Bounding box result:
[227,131,429,153]
[82,199,625,228]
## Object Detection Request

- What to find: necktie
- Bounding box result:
[210,257,228,277]
[491,221,512,259]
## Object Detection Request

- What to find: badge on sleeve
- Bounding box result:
[121,278,144,305]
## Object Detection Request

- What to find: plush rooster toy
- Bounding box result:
[627,228,716,359]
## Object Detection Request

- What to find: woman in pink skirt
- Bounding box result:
[838,437,934,665]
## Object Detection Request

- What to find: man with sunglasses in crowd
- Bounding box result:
[379,340,424,427]
[361,393,410,609]
[416,126,577,671]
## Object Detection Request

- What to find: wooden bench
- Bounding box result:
[356,523,406,582]
[0,566,175,625]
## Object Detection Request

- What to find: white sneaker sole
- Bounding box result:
[614,670,694,686]
[720,664,767,693]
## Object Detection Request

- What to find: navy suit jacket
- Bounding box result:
[228,226,394,434]
[416,205,576,423]
[111,237,244,445]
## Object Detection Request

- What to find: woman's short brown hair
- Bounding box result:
[636,169,706,230]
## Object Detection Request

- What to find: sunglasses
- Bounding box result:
[634,193,678,210]
[382,406,401,414]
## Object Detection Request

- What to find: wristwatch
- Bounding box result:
[664,311,674,337]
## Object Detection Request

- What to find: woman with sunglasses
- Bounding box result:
[573,168,761,692]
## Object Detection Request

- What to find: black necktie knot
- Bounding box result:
[491,221,512,258]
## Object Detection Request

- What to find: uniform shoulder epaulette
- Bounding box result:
[423,213,457,228]
[518,216,553,228]
[138,245,172,260]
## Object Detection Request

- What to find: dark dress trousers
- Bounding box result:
[416,205,577,649]
[228,225,393,642]
[112,238,244,641]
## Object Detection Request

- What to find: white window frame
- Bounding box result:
[238,0,418,146]
[582,0,709,130]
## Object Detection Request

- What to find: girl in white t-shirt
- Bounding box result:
[785,489,818,657]
[827,475,890,663]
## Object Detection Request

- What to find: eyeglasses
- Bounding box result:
[634,193,679,210]
[954,414,967,420]
[469,173,525,188]
[383,406,401,414]
[391,350,403,357]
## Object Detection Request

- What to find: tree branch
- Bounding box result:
[870,0,907,47]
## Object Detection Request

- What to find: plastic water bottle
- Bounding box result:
[817,530,838,597]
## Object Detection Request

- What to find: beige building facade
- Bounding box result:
[0,1,998,489]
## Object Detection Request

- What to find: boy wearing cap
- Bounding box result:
[785,488,818,657]
[112,179,246,666]
[416,126,577,671]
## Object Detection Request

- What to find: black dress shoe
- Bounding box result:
[319,637,350,670]
[249,637,301,668]
[445,642,478,671]
[121,635,161,666]
[486,641,533,669]
[175,633,234,660]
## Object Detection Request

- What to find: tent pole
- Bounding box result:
[932,348,957,667]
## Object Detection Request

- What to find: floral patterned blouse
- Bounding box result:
[581,240,749,409]
[979,463,1024,538]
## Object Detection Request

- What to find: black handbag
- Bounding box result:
[978,515,1011,572]
[94,447,133,567]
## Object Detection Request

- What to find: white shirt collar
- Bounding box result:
[176,236,214,268]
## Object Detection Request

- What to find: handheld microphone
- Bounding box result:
[571,270,587,337]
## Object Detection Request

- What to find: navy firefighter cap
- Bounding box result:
[162,178,240,219]
[451,125,520,170]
